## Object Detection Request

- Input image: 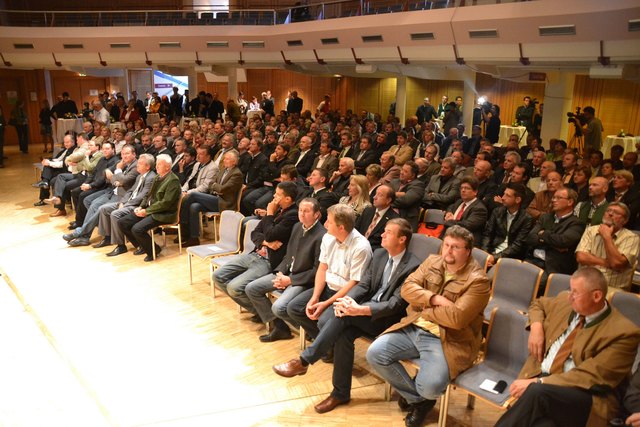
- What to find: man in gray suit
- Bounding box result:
[92,154,156,255]
[423,157,461,210]
[272,218,421,414]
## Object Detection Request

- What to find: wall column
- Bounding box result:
[395,76,407,125]
[227,68,238,100]
[462,76,475,132]
[540,71,575,149]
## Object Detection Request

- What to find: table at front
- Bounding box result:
[55,118,83,146]
[179,117,205,131]
[602,135,637,159]
[146,113,160,126]
[498,125,527,147]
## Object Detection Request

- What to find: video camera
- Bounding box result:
[567,107,587,136]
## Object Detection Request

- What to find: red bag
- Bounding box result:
[417,222,444,238]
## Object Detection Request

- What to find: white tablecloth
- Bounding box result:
[498,125,527,147]
[146,113,160,126]
[246,110,262,120]
[109,122,125,132]
[602,135,636,159]
[179,116,205,131]
[55,118,83,146]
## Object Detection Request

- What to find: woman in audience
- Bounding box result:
[570,165,591,203]
[123,99,141,125]
[158,95,171,119]
[339,174,371,218]
[365,163,384,203]
[249,96,261,111]
[599,159,615,184]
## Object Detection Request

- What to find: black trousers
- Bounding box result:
[300,308,398,401]
[70,188,99,224]
[117,212,164,256]
[495,383,592,427]
[15,124,28,153]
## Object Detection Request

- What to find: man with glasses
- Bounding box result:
[525,188,585,277]
[496,267,640,427]
[366,226,490,427]
[576,202,640,291]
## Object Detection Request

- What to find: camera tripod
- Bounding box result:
[569,132,584,156]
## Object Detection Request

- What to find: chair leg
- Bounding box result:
[177,226,182,254]
[466,394,475,409]
[299,327,306,350]
[438,384,451,427]
[213,216,219,241]
[384,382,392,401]
[151,230,156,260]
[188,254,193,285]
[210,263,216,298]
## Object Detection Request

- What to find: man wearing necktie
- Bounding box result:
[496,267,640,427]
[273,218,420,414]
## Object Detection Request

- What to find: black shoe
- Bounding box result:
[133,247,146,256]
[69,237,90,247]
[259,327,293,343]
[398,396,410,411]
[68,221,77,229]
[143,254,155,262]
[249,314,262,323]
[34,200,45,206]
[404,399,436,427]
[32,180,48,188]
[62,232,77,242]
[106,245,127,257]
[92,237,111,248]
[181,238,200,248]
[321,348,334,364]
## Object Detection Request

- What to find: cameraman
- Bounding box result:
[482,103,501,145]
[515,96,535,133]
[582,106,603,152]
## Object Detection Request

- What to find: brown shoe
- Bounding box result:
[49,209,67,217]
[314,395,350,414]
[272,358,308,378]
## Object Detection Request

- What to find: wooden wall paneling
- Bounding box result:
[354,78,382,116]
[79,78,108,107]
[310,76,336,114]
[0,68,46,147]
[405,77,464,119]
[379,77,397,118]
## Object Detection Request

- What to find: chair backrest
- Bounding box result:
[241,219,260,254]
[217,210,245,250]
[484,307,530,377]
[423,209,445,224]
[471,247,490,272]
[490,258,543,313]
[544,273,572,298]
[609,291,640,327]
[408,234,441,262]
[167,192,185,227]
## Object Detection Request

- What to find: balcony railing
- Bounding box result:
[0,0,531,27]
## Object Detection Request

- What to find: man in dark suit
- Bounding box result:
[214,181,299,316]
[481,183,534,268]
[329,157,354,197]
[423,157,461,210]
[245,198,326,342]
[293,135,315,178]
[336,132,355,159]
[272,218,421,414]
[389,161,425,232]
[179,151,244,247]
[443,176,488,244]
[525,187,586,275]
[299,168,339,222]
[356,185,399,251]
[353,136,378,175]
[116,154,182,262]
[175,146,197,186]
[286,90,303,115]
[244,136,268,192]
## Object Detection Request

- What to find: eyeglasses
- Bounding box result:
[551,196,569,201]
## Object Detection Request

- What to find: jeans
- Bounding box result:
[180,192,220,239]
[366,325,450,403]
[245,273,307,324]
[76,192,118,238]
[212,252,272,313]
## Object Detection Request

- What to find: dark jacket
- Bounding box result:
[444,199,488,244]
[423,175,461,210]
[244,152,268,189]
[481,206,534,260]
[274,221,326,286]
[84,155,118,190]
[355,206,399,251]
[347,248,421,322]
[526,213,586,274]
[390,178,425,232]
[293,150,315,178]
[251,203,299,270]
[299,187,339,223]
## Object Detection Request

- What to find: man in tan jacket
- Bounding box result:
[366,225,490,427]
[495,267,640,427]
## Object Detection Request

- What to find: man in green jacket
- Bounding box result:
[117,153,181,262]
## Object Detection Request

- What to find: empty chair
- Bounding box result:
[210,219,259,297]
[544,273,571,298]
[187,210,244,286]
[439,307,530,425]
[484,258,543,320]
[408,234,442,262]
[471,247,490,273]
[609,291,640,326]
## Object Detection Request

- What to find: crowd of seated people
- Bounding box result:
[29,87,640,425]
